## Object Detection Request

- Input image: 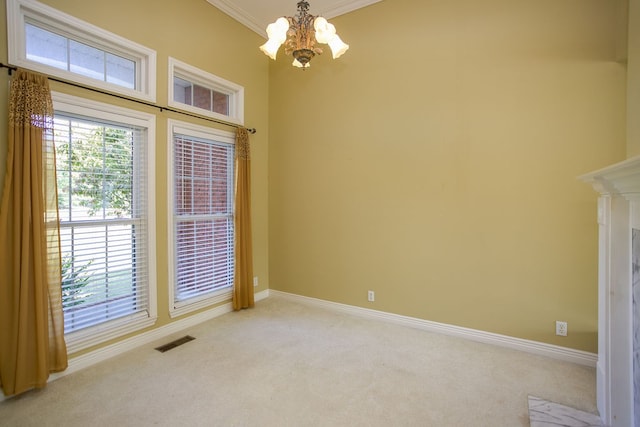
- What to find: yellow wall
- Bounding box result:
[629,0,640,157]
[268,0,627,352]
[0,0,270,356]
[0,0,628,356]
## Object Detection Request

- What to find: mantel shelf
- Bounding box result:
[580,155,640,201]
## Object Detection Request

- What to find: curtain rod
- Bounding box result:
[0,62,256,134]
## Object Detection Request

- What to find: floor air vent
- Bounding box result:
[155,335,195,353]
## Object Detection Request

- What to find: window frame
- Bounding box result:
[167,119,235,318]
[52,92,157,353]
[168,57,244,125]
[7,0,157,102]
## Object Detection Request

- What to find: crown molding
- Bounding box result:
[207,0,383,39]
[206,0,266,37]
[317,0,383,19]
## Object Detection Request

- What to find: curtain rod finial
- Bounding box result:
[1,63,16,76]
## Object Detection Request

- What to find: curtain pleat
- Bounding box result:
[0,69,67,397]
[232,128,254,311]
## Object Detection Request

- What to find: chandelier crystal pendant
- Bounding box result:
[259,0,349,70]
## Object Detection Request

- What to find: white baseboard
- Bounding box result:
[0,289,270,401]
[269,290,598,367]
[1,287,595,402]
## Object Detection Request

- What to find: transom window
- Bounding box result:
[26,23,136,89]
[173,76,229,116]
[168,58,244,125]
[7,0,157,101]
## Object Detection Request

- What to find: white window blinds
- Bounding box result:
[172,133,234,304]
[54,114,150,334]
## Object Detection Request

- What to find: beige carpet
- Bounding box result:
[0,295,597,426]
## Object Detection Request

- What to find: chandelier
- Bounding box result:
[259,1,349,69]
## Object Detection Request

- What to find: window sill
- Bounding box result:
[170,288,233,319]
[65,312,157,355]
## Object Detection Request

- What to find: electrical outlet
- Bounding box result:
[556,321,567,337]
[368,290,375,302]
[253,276,259,287]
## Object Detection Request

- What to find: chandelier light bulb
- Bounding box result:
[327,35,349,59]
[259,17,290,60]
[259,39,283,60]
[292,58,307,68]
[271,17,290,39]
[313,17,335,44]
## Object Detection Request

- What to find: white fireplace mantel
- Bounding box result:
[580,155,640,427]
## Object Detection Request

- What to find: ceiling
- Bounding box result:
[206,0,382,38]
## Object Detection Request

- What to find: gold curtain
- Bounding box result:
[232,128,254,310]
[0,69,67,397]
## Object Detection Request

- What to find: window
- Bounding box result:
[53,93,156,352]
[25,23,136,89]
[7,0,156,101]
[173,76,230,116]
[168,120,235,317]
[168,58,244,125]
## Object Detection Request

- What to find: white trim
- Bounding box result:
[205,0,265,37]
[52,91,157,129]
[0,290,270,402]
[170,288,233,319]
[52,92,157,354]
[580,155,640,202]
[318,0,384,20]
[206,0,383,38]
[580,156,640,426]
[269,290,598,367]
[168,57,244,126]
[168,119,236,146]
[7,0,157,102]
